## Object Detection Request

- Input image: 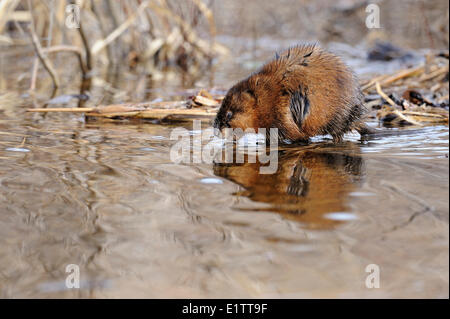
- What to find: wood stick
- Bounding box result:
[77,21,92,71]
[362,66,425,91]
[91,1,150,55]
[420,66,449,82]
[27,22,60,89]
[26,107,217,117]
[401,111,448,118]
[192,95,219,107]
[375,82,397,108]
[29,58,39,91]
[380,65,425,87]
[361,74,388,91]
[42,45,88,77]
[27,107,95,112]
[385,110,422,126]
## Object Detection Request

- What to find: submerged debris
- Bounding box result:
[362,51,449,127]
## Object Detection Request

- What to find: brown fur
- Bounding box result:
[214,44,370,143]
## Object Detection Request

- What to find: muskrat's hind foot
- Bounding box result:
[354,122,376,136]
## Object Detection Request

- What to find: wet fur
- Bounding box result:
[214,44,370,143]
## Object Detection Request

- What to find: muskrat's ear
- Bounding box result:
[243,77,259,101]
[300,51,313,66]
[283,51,313,76]
[242,90,256,104]
[290,51,313,70]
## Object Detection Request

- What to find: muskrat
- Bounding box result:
[214,44,374,143]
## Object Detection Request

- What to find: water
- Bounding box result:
[0,43,448,298]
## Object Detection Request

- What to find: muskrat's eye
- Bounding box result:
[226,111,233,121]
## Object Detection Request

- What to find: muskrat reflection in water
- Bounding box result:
[213,144,365,229]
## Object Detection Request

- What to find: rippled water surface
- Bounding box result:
[0,44,448,298]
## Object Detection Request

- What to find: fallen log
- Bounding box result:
[27,104,218,121]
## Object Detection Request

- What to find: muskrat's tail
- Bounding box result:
[354,121,424,138]
[354,122,376,136]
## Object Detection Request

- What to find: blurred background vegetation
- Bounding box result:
[215,0,448,49]
[0,0,448,102]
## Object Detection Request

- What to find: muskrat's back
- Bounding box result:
[214,44,368,142]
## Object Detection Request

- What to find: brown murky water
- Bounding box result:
[0,43,448,298]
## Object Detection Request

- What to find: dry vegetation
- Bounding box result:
[361,52,449,126]
[0,0,227,92]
